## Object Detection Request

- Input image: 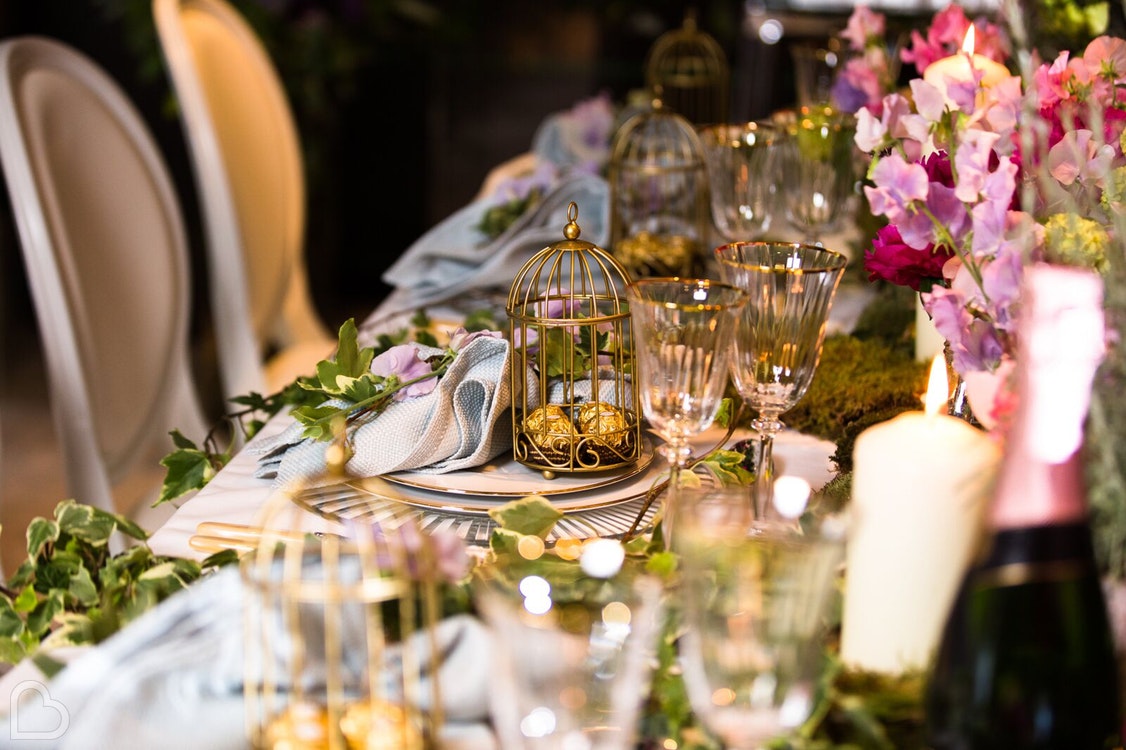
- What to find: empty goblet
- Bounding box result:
[715,241,847,525]
[777,106,857,246]
[698,121,780,243]
[625,278,747,535]
[674,484,845,749]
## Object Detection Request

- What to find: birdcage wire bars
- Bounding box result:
[507,202,642,476]
[608,102,711,280]
[643,10,730,126]
[242,486,443,750]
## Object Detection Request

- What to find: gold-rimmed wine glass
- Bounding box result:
[698,121,780,244]
[625,278,747,536]
[715,241,847,525]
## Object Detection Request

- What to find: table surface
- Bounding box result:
[146,279,867,560]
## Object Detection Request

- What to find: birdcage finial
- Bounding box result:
[564,201,581,240]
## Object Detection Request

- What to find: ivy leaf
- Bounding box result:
[68,565,98,608]
[26,518,59,558]
[488,495,564,538]
[12,586,36,615]
[700,449,755,486]
[328,317,373,382]
[0,638,26,666]
[26,591,64,638]
[291,403,345,441]
[0,597,26,638]
[159,444,221,506]
[339,374,387,404]
[57,501,122,546]
[541,328,573,378]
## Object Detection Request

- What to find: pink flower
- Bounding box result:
[864,224,954,291]
[447,326,502,353]
[370,344,437,401]
[842,5,885,51]
[865,153,930,225]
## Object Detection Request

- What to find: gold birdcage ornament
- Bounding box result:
[508,202,642,476]
[608,97,711,280]
[242,443,444,750]
[643,9,730,126]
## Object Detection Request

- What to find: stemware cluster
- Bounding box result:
[623,240,847,746]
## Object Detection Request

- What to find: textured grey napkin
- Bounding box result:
[254,335,537,487]
[381,172,609,306]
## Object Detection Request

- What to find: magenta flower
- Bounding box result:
[864,224,953,290]
[370,344,437,401]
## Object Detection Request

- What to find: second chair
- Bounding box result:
[153,0,335,409]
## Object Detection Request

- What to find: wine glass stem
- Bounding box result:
[752,415,783,522]
[661,440,691,544]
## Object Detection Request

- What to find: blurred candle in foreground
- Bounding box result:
[841,355,1000,673]
[922,25,1010,90]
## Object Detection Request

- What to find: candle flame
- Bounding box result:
[961,25,976,56]
[925,354,949,416]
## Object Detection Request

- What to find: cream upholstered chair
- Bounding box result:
[153,0,334,407]
[0,36,210,520]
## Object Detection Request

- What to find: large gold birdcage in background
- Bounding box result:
[508,202,642,476]
[608,99,710,280]
[643,10,730,126]
[242,470,443,750]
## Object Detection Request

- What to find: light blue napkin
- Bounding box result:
[253,335,539,487]
[382,172,609,307]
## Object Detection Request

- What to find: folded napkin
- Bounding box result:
[254,335,538,487]
[0,566,497,750]
[382,172,609,307]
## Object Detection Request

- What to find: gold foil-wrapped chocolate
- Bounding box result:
[263,702,329,749]
[577,401,628,449]
[340,699,421,750]
[523,404,576,449]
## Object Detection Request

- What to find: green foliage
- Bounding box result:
[475,189,543,240]
[0,501,236,665]
[158,314,458,505]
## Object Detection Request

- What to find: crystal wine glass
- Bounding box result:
[715,241,847,525]
[777,106,857,246]
[674,482,844,749]
[698,121,780,243]
[625,278,747,533]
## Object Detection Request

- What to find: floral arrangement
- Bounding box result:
[847,3,1126,579]
[854,4,1126,380]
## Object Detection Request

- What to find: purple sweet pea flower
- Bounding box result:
[370,344,437,401]
[953,129,1002,202]
[447,326,503,353]
[865,153,929,225]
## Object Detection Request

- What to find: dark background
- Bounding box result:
[0,0,847,414]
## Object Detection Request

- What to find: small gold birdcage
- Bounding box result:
[508,202,642,476]
[608,98,710,279]
[643,10,730,126]
[242,455,443,750]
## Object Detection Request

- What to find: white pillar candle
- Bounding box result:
[841,355,1000,673]
[922,26,1010,90]
[915,295,945,362]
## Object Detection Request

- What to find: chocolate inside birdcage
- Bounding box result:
[507,202,642,476]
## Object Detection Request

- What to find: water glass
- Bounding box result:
[473,570,665,750]
[674,483,845,749]
[777,106,857,245]
[698,121,780,243]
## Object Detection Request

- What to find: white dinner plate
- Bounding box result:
[382,443,655,498]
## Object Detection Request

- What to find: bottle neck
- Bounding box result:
[988,265,1104,530]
